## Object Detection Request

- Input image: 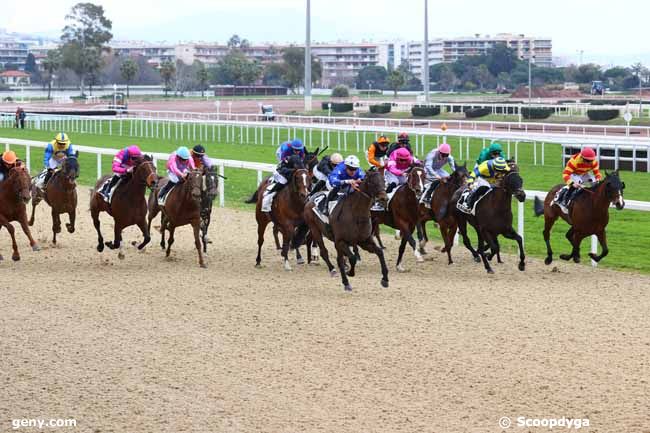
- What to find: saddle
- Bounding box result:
[157,183,177,206]
[553,186,585,214]
[456,186,491,215]
[311,192,341,224]
[375,184,404,211]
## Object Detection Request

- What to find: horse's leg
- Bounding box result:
[335,240,352,291]
[457,218,480,262]
[280,224,294,271]
[353,245,361,263]
[51,209,61,245]
[66,208,76,234]
[159,214,167,250]
[569,231,589,263]
[404,225,423,264]
[395,236,409,272]
[193,221,207,268]
[442,221,457,265]
[311,226,336,275]
[17,213,39,251]
[91,208,104,253]
[358,238,389,288]
[273,224,281,250]
[0,216,20,261]
[542,214,559,265]
[165,225,176,258]
[483,233,499,262]
[255,216,269,268]
[345,246,358,277]
[503,228,526,271]
[589,230,608,263]
[476,231,494,274]
[374,224,386,250]
[135,218,151,251]
[416,221,428,254]
[111,224,126,260]
[28,197,38,226]
[560,227,576,261]
[295,246,305,265]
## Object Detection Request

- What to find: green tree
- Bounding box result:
[60,2,113,96]
[195,61,209,97]
[476,64,492,90]
[211,50,261,85]
[437,64,457,91]
[355,65,388,90]
[119,57,138,97]
[24,53,41,84]
[386,69,405,97]
[575,63,602,83]
[160,59,176,96]
[262,62,288,86]
[486,43,519,76]
[41,49,62,100]
[281,46,322,93]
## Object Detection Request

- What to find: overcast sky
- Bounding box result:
[2,0,648,66]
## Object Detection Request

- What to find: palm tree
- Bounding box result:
[120,58,139,98]
[41,49,62,100]
[160,60,176,97]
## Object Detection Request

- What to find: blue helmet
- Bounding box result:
[291,138,304,151]
[176,146,191,160]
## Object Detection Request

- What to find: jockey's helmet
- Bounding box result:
[395,147,411,162]
[330,153,343,165]
[291,138,304,151]
[492,157,510,172]
[192,144,206,155]
[176,146,191,160]
[127,145,143,159]
[438,143,451,156]
[489,142,503,155]
[581,147,596,161]
[2,150,17,165]
[377,135,390,145]
[54,132,70,148]
[397,132,409,143]
[344,155,360,169]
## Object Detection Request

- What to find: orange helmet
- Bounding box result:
[377,135,390,145]
[2,150,17,165]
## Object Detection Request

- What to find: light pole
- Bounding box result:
[528,55,535,104]
[304,0,312,112]
[423,0,430,103]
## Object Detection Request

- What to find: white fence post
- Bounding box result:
[517,201,525,245]
[591,235,598,268]
[218,163,225,207]
[96,153,102,179]
[257,170,263,186]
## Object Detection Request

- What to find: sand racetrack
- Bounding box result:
[2,202,650,433]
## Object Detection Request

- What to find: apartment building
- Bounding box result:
[395,40,444,81]
[308,43,379,87]
[0,37,29,69]
[443,33,553,67]
[110,41,176,67]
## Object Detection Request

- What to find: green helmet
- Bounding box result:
[489,142,503,154]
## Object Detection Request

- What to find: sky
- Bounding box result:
[2,0,649,66]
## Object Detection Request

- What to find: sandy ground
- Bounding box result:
[1,203,650,433]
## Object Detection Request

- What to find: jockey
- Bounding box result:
[276,138,306,162]
[476,142,507,166]
[261,153,305,212]
[387,132,413,157]
[367,135,390,169]
[422,142,456,204]
[100,145,143,202]
[312,152,343,194]
[0,150,18,182]
[385,147,418,194]
[36,132,76,190]
[158,146,196,202]
[318,155,365,216]
[464,157,510,209]
[191,144,213,169]
[556,147,602,211]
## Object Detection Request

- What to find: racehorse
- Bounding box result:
[0,162,40,261]
[371,166,426,272]
[254,158,310,270]
[534,170,625,265]
[90,155,157,259]
[416,163,469,265]
[29,154,79,244]
[198,166,219,253]
[303,170,389,291]
[452,168,526,274]
[147,169,207,268]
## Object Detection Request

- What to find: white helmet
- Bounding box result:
[344,155,360,169]
[330,153,343,164]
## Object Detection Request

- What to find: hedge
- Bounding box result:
[330,102,354,113]
[369,103,391,114]
[521,107,554,119]
[411,106,440,117]
[465,107,491,118]
[331,85,350,98]
[587,109,620,121]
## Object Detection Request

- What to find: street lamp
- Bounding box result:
[304,0,312,112]
[423,0,430,103]
[528,54,535,104]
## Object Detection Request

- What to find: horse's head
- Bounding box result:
[503,171,526,202]
[203,166,219,200]
[407,166,425,199]
[603,170,625,210]
[363,170,387,207]
[134,154,158,189]
[9,162,31,204]
[61,152,80,184]
[304,147,319,172]
[451,162,469,186]
[187,169,203,202]
[292,168,310,201]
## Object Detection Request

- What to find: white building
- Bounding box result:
[443,33,553,67]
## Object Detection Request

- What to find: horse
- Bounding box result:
[147,169,207,268]
[416,163,469,265]
[534,170,625,265]
[254,160,311,270]
[0,162,40,261]
[371,166,426,272]
[29,154,80,244]
[198,166,219,253]
[452,169,526,274]
[303,170,389,291]
[89,155,158,259]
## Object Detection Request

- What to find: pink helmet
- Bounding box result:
[581,147,596,160]
[127,145,143,158]
[438,143,451,154]
[395,147,411,161]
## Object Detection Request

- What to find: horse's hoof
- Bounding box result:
[487,268,494,274]
[344,284,353,292]
[381,279,389,288]
[118,252,125,260]
[396,264,407,273]
[559,254,572,261]
[200,263,208,269]
[544,256,553,265]
[448,260,454,265]
[329,269,338,277]
[473,256,481,263]
[97,244,104,253]
[31,244,40,252]
[415,255,425,263]
[573,256,581,263]
[0,254,3,261]
[347,270,355,277]
[518,262,526,271]
[418,247,427,255]
[66,224,75,233]
[588,253,599,262]
[296,257,305,265]
[12,254,20,262]
[131,241,138,247]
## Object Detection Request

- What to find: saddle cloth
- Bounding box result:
[456,186,492,216]
[553,186,586,214]
[371,184,404,211]
[158,184,177,207]
[311,192,341,224]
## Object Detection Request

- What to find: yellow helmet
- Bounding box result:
[54,132,70,148]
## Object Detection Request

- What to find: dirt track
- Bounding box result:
[2,203,650,433]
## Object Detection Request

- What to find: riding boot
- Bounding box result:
[311,180,326,195]
[158,181,175,202]
[41,169,53,191]
[386,182,397,194]
[423,180,438,203]
[321,187,340,215]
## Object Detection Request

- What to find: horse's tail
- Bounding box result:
[244,190,258,204]
[292,223,310,249]
[533,196,545,217]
